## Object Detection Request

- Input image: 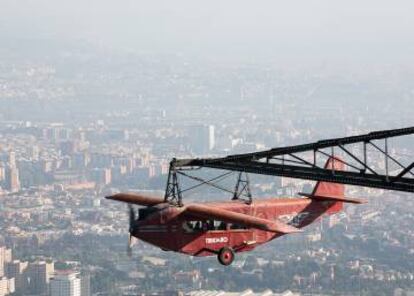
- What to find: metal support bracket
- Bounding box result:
[232,171,252,204]
[164,159,183,206]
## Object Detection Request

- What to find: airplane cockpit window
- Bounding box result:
[208,220,227,231]
[229,223,248,230]
[182,220,228,233]
[215,221,227,230]
[182,221,203,233]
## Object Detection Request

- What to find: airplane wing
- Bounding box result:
[185,204,301,234]
[106,193,165,206]
[106,194,301,234]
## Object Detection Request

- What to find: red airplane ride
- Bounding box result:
[107,157,363,266]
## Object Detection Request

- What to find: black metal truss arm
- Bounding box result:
[198,160,414,193]
[171,127,414,194]
[175,127,414,167]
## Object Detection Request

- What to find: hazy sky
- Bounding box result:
[2,0,414,62]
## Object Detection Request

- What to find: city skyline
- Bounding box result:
[1,1,414,295]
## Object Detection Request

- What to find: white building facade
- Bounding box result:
[50,272,81,296]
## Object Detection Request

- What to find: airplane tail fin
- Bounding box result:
[299,157,365,214]
[313,157,345,214]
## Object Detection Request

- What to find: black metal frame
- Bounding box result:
[164,159,183,206]
[165,127,414,205]
[232,171,252,204]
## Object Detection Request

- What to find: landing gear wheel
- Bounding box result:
[218,247,235,266]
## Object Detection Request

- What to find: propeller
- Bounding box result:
[127,204,135,257]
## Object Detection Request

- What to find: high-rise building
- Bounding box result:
[80,273,90,296]
[60,141,76,156]
[25,261,54,296]
[91,168,111,185]
[3,151,20,192]
[208,125,215,151]
[0,277,15,296]
[50,272,81,296]
[189,125,215,155]
[5,260,28,292]
[4,167,20,192]
[8,152,16,168]
[30,145,40,161]
[0,166,5,182]
[72,152,89,169]
[90,154,113,168]
[0,247,12,277]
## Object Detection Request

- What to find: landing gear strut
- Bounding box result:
[218,247,235,266]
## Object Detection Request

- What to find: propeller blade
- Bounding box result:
[127,205,135,257]
[127,233,132,257]
[128,204,135,230]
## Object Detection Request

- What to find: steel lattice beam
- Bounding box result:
[175,127,414,166]
[193,160,414,193]
[171,127,414,194]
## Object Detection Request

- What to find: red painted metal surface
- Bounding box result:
[107,157,350,260]
[131,196,342,257]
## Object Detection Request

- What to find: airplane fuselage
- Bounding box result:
[131,197,341,257]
